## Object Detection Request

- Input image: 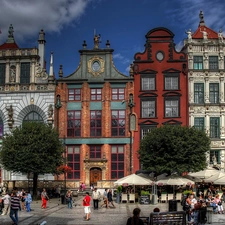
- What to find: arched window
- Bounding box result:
[23,111,43,122]
[0,117,3,138]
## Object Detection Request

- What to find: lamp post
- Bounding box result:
[128,94,135,174]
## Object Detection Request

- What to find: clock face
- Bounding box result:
[92,61,101,72]
[156,51,164,61]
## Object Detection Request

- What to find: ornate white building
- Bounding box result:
[0,25,56,187]
[184,11,225,170]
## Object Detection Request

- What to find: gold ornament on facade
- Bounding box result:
[87,56,105,77]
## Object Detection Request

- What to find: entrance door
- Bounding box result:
[90,168,102,185]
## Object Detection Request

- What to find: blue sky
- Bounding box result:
[0,0,225,77]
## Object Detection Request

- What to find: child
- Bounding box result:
[25,192,32,212]
[217,199,224,214]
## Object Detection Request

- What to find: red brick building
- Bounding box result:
[55,37,133,188]
[132,27,188,172]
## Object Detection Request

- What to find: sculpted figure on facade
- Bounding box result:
[212,154,217,165]
[94,34,101,49]
[8,24,14,38]
[10,65,16,82]
[48,104,53,119]
[218,29,224,43]
[200,28,208,42]
[35,62,48,79]
[6,105,13,121]
[185,29,192,43]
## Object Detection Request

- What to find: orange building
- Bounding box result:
[55,37,134,187]
[132,27,188,172]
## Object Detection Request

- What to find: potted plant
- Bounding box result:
[116,186,122,203]
[140,190,150,204]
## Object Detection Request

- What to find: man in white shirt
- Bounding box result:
[92,188,100,210]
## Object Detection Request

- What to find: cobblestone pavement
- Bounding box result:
[1,196,225,225]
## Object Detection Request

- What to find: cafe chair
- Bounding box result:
[121,193,128,203]
[129,193,135,203]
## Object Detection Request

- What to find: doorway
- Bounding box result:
[90,168,102,185]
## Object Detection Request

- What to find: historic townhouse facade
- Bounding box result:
[131,27,188,172]
[0,25,56,187]
[55,37,133,187]
[184,11,225,170]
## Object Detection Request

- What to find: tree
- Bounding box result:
[0,122,64,199]
[138,125,211,175]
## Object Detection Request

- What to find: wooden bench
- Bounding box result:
[149,211,186,225]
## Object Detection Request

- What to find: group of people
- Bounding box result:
[82,188,116,221]
[0,188,32,225]
[183,191,224,225]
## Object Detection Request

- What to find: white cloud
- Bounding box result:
[0,0,93,43]
[113,53,130,64]
[175,41,184,52]
[167,0,225,32]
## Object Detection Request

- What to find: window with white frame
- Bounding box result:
[141,99,156,118]
[165,98,179,117]
[164,74,179,90]
[141,125,157,139]
[141,74,155,90]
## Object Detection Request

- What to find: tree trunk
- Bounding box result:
[32,172,38,200]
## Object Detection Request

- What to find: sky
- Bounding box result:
[0,0,225,77]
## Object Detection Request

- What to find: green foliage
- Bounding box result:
[117,185,122,193]
[0,122,64,199]
[138,125,210,174]
[0,122,64,174]
[141,190,150,196]
[183,190,193,195]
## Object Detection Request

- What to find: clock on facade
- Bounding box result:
[156,51,164,61]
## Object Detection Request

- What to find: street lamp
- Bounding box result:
[128,94,135,174]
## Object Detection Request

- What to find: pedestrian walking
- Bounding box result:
[66,190,73,209]
[41,188,49,209]
[1,191,11,215]
[107,189,115,208]
[10,190,21,225]
[83,192,91,221]
[20,189,26,210]
[92,188,100,209]
[25,191,32,212]
[101,189,109,208]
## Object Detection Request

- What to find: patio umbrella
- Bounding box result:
[156,174,195,186]
[114,174,152,186]
[204,171,225,183]
[136,173,153,181]
[188,168,219,179]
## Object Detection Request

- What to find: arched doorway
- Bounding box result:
[90,167,102,185]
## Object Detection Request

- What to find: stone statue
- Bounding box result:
[218,29,224,43]
[8,24,14,38]
[6,105,13,121]
[200,28,208,41]
[212,155,217,165]
[10,65,16,82]
[185,29,192,42]
[199,10,204,23]
[94,34,101,49]
[48,104,53,118]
